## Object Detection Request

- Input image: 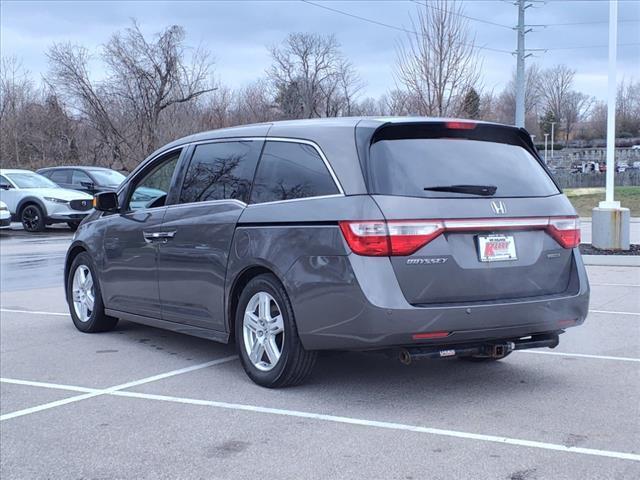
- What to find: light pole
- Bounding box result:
[550,122,556,160]
[544,133,549,164]
[592,0,630,250]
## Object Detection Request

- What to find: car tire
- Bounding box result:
[235,273,317,388]
[66,252,118,333]
[21,204,46,232]
[67,221,80,231]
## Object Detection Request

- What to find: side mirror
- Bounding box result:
[94,191,119,212]
[0,184,13,190]
[80,181,96,190]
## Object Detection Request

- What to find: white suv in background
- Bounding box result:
[0,169,94,232]
[0,201,10,228]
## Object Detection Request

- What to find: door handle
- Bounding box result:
[143,231,176,243]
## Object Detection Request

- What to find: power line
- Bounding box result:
[537,42,640,51]
[300,0,513,54]
[408,0,513,30]
[544,19,640,26]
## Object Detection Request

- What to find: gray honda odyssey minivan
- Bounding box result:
[65,117,589,387]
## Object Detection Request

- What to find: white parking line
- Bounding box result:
[589,310,640,316]
[0,308,69,316]
[1,376,638,462]
[0,355,237,421]
[519,350,640,363]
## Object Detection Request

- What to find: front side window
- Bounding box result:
[179,141,262,204]
[250,141,339,204]
[72,170,92,186]
[0,175,14,189]
[127,151,181,211]
[88,169,126,188]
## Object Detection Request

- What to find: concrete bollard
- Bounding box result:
[591,207,631,250]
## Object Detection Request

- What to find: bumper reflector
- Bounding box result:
[412,331,450,340]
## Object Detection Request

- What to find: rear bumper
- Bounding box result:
[287,249,589,350]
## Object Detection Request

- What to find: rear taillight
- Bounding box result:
[387,221,444,255]
[339,216,580,256]
[547,217,581,248]
[338,221,389,256]
[339,220,444,256]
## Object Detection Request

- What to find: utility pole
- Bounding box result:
[550,121,556,160]
[514,0,544,129]
[515,0,526,128]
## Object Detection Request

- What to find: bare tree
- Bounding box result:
[538,65,575,130]
[394,0,481,117]
[47,21,215,170]
[562,91,594,143]
[268,33,362,118]
[0,57,35,166]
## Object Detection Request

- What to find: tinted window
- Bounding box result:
[49,170,71,184]
[72,170,92,186]
[88,169,125,187]
[179,141,262,204]
[250,141,339,204]
[128,151,180,211]
[0,175,12,189]
[369,139,559,198]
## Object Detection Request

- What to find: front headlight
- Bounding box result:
[43,197,68,204]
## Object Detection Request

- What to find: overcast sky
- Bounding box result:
[1,0,639,101]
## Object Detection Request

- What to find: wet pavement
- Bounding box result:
[1,227,639,479]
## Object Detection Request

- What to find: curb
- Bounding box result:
[582,255,640,267]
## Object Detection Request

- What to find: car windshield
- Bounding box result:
[6,172,59,189]
[88,169,126,187]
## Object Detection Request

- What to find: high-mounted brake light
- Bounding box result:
[445,121,476,130]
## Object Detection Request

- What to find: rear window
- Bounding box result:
[369,138,559,198]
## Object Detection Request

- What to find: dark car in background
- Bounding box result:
[64,117,590,388]
[38,166,126,195]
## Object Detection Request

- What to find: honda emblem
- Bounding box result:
[491,201,507,215]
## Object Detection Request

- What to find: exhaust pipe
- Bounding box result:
[399,348,412,366]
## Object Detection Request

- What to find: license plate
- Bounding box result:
[477,234,517,262]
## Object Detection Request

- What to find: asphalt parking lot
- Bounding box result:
[1,226,639,479]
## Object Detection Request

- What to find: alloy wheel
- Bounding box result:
[72,265,95,322]
[22,206,41,231]
[243,291,285,371]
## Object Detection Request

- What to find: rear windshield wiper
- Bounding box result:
[423,184,497,196]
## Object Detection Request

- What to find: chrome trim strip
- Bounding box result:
[165,199,247,210]
[245,194,344,208]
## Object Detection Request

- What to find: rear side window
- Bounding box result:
[369,138,559,198]
[49,170,71,184]
[179,141,262,204]
[250,141,339,204]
